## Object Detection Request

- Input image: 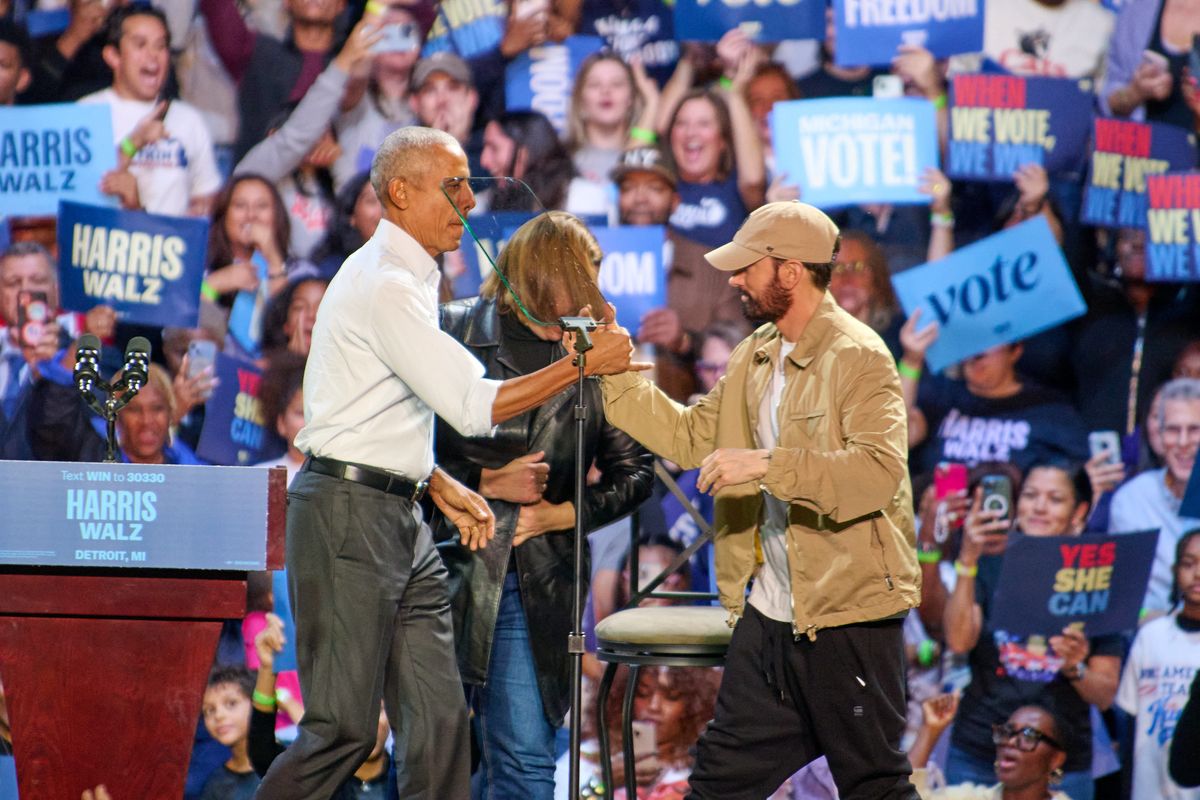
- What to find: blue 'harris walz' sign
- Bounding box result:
[891,216,1086,373]
[1,103,117,217]
[1081,118,1196,230]
[56,200,209,328]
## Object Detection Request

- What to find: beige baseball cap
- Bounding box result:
[704,201,840,272]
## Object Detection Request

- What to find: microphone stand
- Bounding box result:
[559,315,596,800]
[75,338,152,463]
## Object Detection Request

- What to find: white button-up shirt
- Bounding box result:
[295,218,500,478]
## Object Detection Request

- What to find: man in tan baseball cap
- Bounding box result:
[597,200,922,799]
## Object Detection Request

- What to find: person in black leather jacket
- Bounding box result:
[434,211,654,800]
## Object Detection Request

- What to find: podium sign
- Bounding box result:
[0,461,271,570]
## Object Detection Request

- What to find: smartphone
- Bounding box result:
[1142,49,1170,72]
[187,339,217,397]
[371,21,420,54]
[980,474,1013,525]
[16,290,49,348]
[873,74,904,99]
[1088,430,1121,467]
[934,462,968,502]
[1191,36,1200,83]
[630,720,660,774]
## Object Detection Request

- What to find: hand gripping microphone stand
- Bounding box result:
[558,314,598,800]
[74,335,153,463]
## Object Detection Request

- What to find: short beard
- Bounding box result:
[741,270,793,324]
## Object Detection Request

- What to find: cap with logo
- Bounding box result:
[610,144,678,188]
[412,52,473,91]
[704,201,840,272]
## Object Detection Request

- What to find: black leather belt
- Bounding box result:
[304,455,428,502]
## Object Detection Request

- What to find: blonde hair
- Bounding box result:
[566,53,645,154]
[482,211,608,325]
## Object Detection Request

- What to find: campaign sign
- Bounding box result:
[450,211,535,299]
[228,252,271,358]
[891,216,1085,373]
[422,0,506,60]
[0,460,269,570]
[771,97,938,208]
[1,103,117,217]
[271,569,299,672]
[1081,118,1197,229]
[1143,172,1200,282]
[506,37,605,136]
[56,201,208,327]
[991,531,1159,637]
[947,74,1094,181]
[592,225,667,338]
[673,0,823,43]
[832,0,985,67]
[197,354,269,467]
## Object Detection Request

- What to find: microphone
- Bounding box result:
[120,336,152,393]
[74,334,102,396]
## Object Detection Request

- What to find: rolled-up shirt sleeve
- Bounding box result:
[368,276,500,437]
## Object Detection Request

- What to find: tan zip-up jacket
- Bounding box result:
[601,292,921,639]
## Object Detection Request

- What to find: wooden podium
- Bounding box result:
[0,461,287,799]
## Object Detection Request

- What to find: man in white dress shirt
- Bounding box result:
[254,126,641,798]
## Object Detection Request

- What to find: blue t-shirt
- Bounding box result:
[669,173,747,250]
[914,376,1090,475]
[578,0,678,86]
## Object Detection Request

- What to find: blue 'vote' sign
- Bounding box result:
[891,216,1086,373]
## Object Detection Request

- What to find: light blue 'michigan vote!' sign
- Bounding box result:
[1,103,117,217]
[891,216,1086,373]
[771,97,939,209]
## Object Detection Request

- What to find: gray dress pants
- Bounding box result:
[255,469,470,800]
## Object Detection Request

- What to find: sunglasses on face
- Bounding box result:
[991,723,1062,752]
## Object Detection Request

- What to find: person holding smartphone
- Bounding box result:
[940,462,1122,800]
[1103,0,1200,129]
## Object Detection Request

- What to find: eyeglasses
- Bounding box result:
[991,723,1062,752]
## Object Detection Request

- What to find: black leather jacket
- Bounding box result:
[433,297,654,726]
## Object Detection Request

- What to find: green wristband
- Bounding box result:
[252,689,276,707]
[897,361,921,381]
[932,92,947,110]
[717,76,734,90]
[917,548,942,564]
[200,280,219,302]
[629,126,657,144]
[120,137,138,158]
[917,638,937,667]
